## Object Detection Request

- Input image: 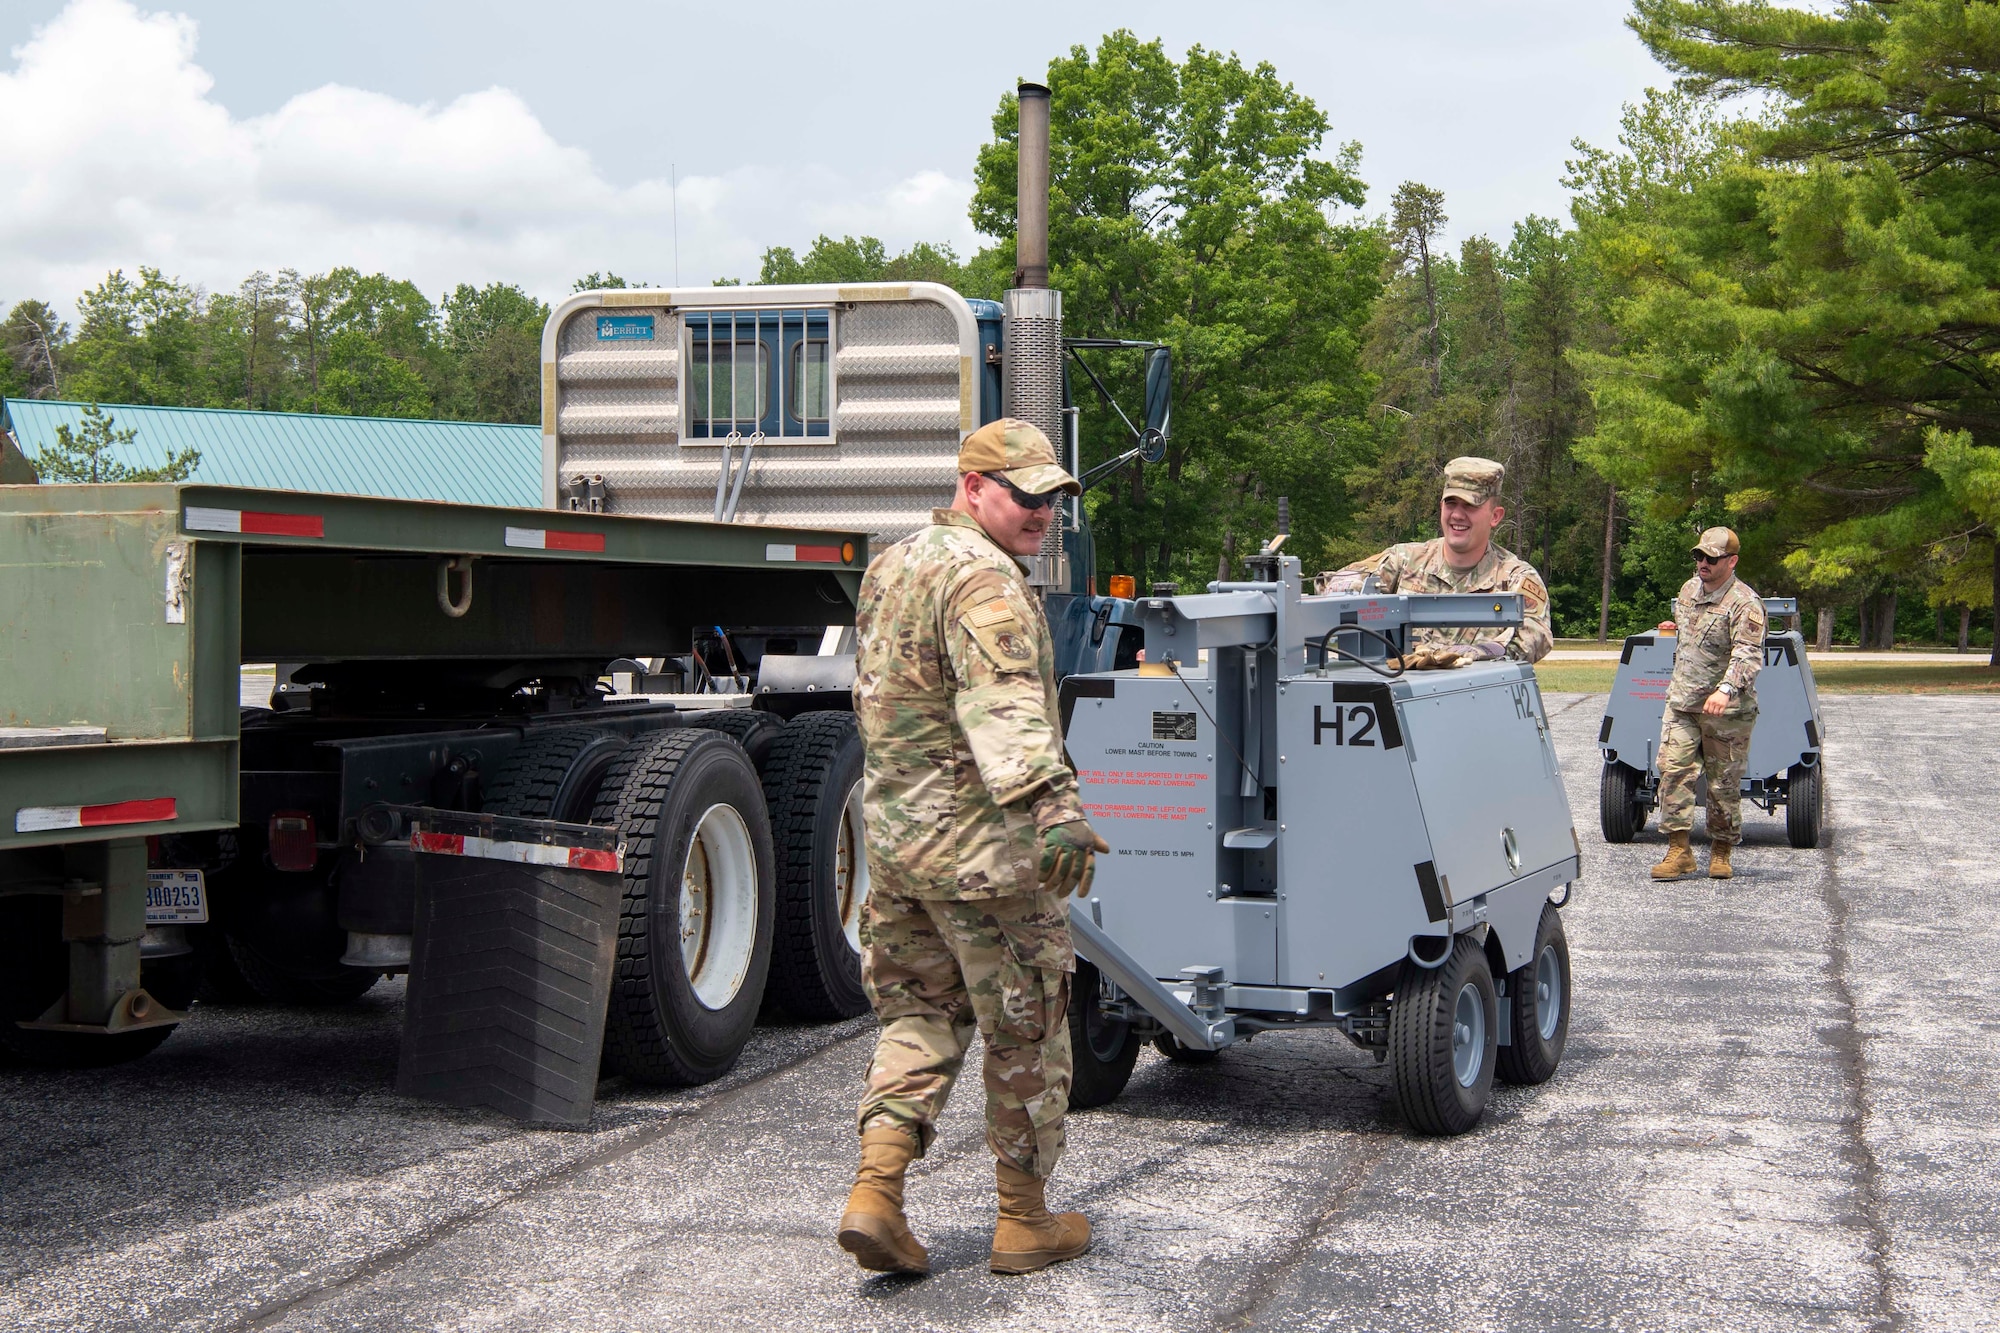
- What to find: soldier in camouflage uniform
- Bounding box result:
[837,418,1106,1279]
[1650,527,1767,881]
[1314,457,1554,665]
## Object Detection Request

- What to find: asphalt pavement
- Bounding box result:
[4,693,1995,1332]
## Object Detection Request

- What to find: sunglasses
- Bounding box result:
[1692,552,1730,565]
[981,472,1060,511]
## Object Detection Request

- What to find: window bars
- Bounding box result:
[687,308,833,521]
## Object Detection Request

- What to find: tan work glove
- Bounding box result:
[1397,645,1472,671]
[1041,819,1110,898]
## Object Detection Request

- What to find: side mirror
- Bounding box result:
[1142,347,1172,463]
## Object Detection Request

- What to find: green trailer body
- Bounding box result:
[0,483,864,853]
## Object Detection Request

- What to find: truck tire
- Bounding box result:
[592,729,777,1085]
[1067,958,1140,1107]
[483,727,630,822]
[1599,762,1645,843]
[191,924,265,1004]
[225,934,381,1005]
[1786,762,1823,849]
[680,710,784,773]
[759,712,870,1019]
[1389,935,1497,1135]
[0,896,199,1068]
[1152,1032,1219,1064]
[1496,902,1570,1086]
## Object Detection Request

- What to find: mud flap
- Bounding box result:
[371,805,623,1127]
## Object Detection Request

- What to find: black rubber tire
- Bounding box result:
[1786,762,1823,849]
[758,712,870,1020]
[0,896,199,1068]
[225,934,382,1005]
[1067,958,1140,1107]
[679,709,785,773]
[190,923,265,1004]
[1152,1032,1219,1064]
[591,729,777,1085]
[1599,762,1644,843]
[1389,935,1498,1135]
[1496,902,1571,1086]
[483,726,630,821]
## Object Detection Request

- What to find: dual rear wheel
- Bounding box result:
[483,711,871,1086]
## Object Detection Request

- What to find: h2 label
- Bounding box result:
[1313,703,1377,747]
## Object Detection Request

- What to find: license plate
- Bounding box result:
[145,869,207,924]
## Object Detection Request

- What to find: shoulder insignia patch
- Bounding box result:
[965,598,1017,629]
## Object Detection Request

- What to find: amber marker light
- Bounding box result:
[1108,574,1136,600]
[841,541,856,563]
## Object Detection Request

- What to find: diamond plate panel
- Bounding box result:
[551,293,967,543]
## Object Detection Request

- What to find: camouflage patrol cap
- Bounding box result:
[958,418,1081,497]
[1441,456,1505,505]
[1693,526,1740,558]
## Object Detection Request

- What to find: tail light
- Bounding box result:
[268,811,318,872]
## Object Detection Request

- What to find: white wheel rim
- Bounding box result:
[835,778,869,953]
[680,802,758,1010]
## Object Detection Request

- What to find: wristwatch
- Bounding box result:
[1717,682,1737,698]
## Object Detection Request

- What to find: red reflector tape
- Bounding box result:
[16,797,177,834]
[411,830,622,873]
[505,527,605,552]
[765,543,844,563]
[185,506,323,538]
[241,510,324,538]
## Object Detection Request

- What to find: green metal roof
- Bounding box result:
[0,399,542,507]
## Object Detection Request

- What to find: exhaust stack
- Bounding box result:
[1003,80,1069,589]
[1014,82,1051,289]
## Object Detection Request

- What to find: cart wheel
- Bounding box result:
[1496,903,1570,1085]
[1786,762,1823,849]
[592,729,776,1085]
[759,712,870,1020]
[1152,1032,1219,1064]
[1066,959,1140,1107]
[1389,935,1497,1135]
[483,727,630,821]
[1599,762,1645,843]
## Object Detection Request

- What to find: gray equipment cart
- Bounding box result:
[1060,551,1580,1134]
[1596,598,1825,849]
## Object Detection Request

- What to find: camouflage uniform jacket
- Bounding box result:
[1667,574,1766,717]
[1328,539,1553,663]
[852,508,1087,901]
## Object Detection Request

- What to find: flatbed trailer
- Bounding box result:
[0,482,871,1086]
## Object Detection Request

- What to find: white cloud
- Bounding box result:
[0,0,981,315]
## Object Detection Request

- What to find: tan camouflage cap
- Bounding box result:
[1692,526,1740,558]
[1441,456,1505,505]
[958,418,1081,497]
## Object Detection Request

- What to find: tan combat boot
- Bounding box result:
[1651,830,1695,881]
[1708,842,1734,879]
[837,1124,930,1275]
[990,1161,1091,1275]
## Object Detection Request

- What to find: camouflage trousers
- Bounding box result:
[1657,708,1757,845]
[856,889,1074,1178]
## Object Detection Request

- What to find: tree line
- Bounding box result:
[6,10,1995,655]
[2,267,556,425]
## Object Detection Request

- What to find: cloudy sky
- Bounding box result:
[0,0,1669,317]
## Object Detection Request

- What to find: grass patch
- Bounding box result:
[1536,660,2000,695]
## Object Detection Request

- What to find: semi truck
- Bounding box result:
[0,82,1162,1088]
